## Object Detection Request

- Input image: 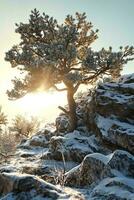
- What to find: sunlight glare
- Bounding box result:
[15,91,67,122]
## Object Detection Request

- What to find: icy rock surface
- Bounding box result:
[65,150,134,199]
[89,176,134,200]
[88,73,134,153]
[48,130,106,162]
[65,150,134,186]
[0,172,68,199]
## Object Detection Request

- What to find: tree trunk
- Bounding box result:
[67,89,77,132]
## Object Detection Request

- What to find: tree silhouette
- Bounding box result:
[5,9,134,131]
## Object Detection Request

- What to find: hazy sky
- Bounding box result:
[0,0,134,121]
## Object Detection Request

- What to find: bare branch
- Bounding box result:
[74,82,81,93]
[58,106,69,114]
[82,64,111,83]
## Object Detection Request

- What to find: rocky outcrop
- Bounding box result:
[87,73,134,153]
[0,73,134,199]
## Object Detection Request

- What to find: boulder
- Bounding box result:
[0,173,68,199]
[29,134,49,147]
[102,150,134,178]
[65,153,109,186]
[18,133,50,149]
[65,150,134,187]
[55,114,70,133]
[49,130,100,162]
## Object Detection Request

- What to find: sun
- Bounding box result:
[14,91,67,122]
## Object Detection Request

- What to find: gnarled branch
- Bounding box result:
[58,106,69,114]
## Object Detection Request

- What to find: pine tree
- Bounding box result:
[5,9,134,131]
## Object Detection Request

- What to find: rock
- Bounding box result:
[95,114,134,153]
[65,150,134,187]
[102,150,134,178]
[18,133,50,149]
[29,134,49,147]
[55,114,70,133]
[49,130,101,162]
[38,125,56,140]
[79,153,108,186]
[90,176,134,200]
[0,165,17,173]
[0,173,68,199]
[21,164,54,182]
[87,73,134,153]
[65,152,109,186]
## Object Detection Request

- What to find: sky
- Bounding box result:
[0,0,134,122]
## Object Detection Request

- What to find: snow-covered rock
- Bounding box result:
[102,150,134,178]
[65,152,107,186]
[48,130,107,162]
[17,127,55,152]
[65,150,134,187]
[55,114,70,133]
[95,114,134,153]
[88,73,134,153]
[90,176,134,200]
[0,173,68,199]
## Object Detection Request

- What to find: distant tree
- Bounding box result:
[10,114,40,138]
[5,9,134,131]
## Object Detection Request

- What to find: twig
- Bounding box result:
[58,106,69,115]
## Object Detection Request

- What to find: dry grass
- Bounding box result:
[0,129,17,163]
[52,152,67,187]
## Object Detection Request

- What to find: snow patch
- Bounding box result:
[96,114,134,136]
